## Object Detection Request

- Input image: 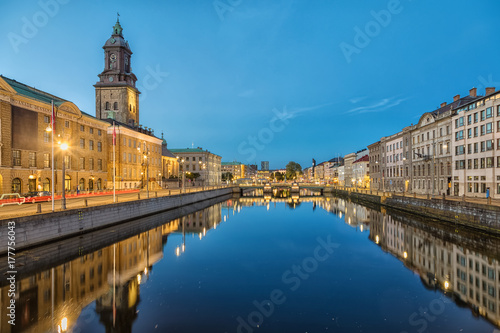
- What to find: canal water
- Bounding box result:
[2,193,500,333]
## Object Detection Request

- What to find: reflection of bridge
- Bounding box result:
[239,183,327,195]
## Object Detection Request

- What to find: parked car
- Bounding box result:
[22,191,52,204]
[0,193,26,207]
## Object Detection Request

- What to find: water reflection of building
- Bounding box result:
[317,198,370,232]
[0,225,165,333]
[171,203,224,257]
[368,209,500,328]
[96,228,163,333]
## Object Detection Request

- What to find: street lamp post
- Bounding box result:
[46,124,55,212]
[60,142,68,210]
[138,144,150,198]
[177,157,185,193]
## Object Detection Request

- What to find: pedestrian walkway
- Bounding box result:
[330,186,500,207]
[0,186,228,220]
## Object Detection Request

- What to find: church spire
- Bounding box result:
[112,13,123,36]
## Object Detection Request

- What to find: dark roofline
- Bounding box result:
[1,75,68,105]
[453,90,500,110]
[102,118,158,139]
[430,95,482,116]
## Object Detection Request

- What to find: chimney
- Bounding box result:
[486,87,496,95]
[453,94,460,102]
[440,102,447,107]
[469,88,477,97]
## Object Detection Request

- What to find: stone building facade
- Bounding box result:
[169,148,221,186]
[0,76,108,195]
[451,87,500,198]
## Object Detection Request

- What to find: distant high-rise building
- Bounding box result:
[261,161,269,171]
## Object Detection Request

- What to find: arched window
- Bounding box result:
[105,102,110,110]
[113,102,118,110]
[97,178,102,190]
[43,178,50,192]
[11,178,21,193]
[79,178,85,191]
[65,175,71,192]
[89,178,94,191]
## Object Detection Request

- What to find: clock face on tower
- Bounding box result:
[110,53,117,62]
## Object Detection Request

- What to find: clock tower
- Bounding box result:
[94,17,140,126]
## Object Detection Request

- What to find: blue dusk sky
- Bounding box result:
[1,0,500,169]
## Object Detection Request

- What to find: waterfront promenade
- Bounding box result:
[0,186,227,220]
[330,185,500,207]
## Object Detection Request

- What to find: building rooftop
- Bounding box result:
[169,148,221,158]
[1,75,67,106]
[222,162,243,166]
[353,155,369,163]
[431,94,482,116]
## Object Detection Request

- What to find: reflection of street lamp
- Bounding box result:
[60,142,68,210]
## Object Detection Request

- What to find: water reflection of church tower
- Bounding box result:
[95,227,163,332]
[96,278,140,333]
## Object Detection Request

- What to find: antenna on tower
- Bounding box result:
[192,142,194,148]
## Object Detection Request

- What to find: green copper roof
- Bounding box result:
[169,148,221,158]
[222,162,242,166]
[113,20,123,36]
[169,148,205,153]
[1,75,66,106]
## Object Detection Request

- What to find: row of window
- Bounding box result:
[413,126,451,145]
[412,163,451,177]
[121,138,161,154]
[413,143,451,158]
[120,152,161,166]
[386,140,404,152]
[12,150,103,171]
[104,102,136,113]
[43,116,103,135]
[455,157,500,170]
[456,106,500,129]
[455,122,498,141]
[79,139,102,151]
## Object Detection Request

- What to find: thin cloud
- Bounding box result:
[349,96,368,104]
[345,97,408,115]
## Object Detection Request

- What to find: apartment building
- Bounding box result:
[451,87,500,197]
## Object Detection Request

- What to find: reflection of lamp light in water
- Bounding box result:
[375,235,379,244]
[339,212,343,218]
[175,247,180,256]
[360,224,364,232]
[137,274,141,284]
